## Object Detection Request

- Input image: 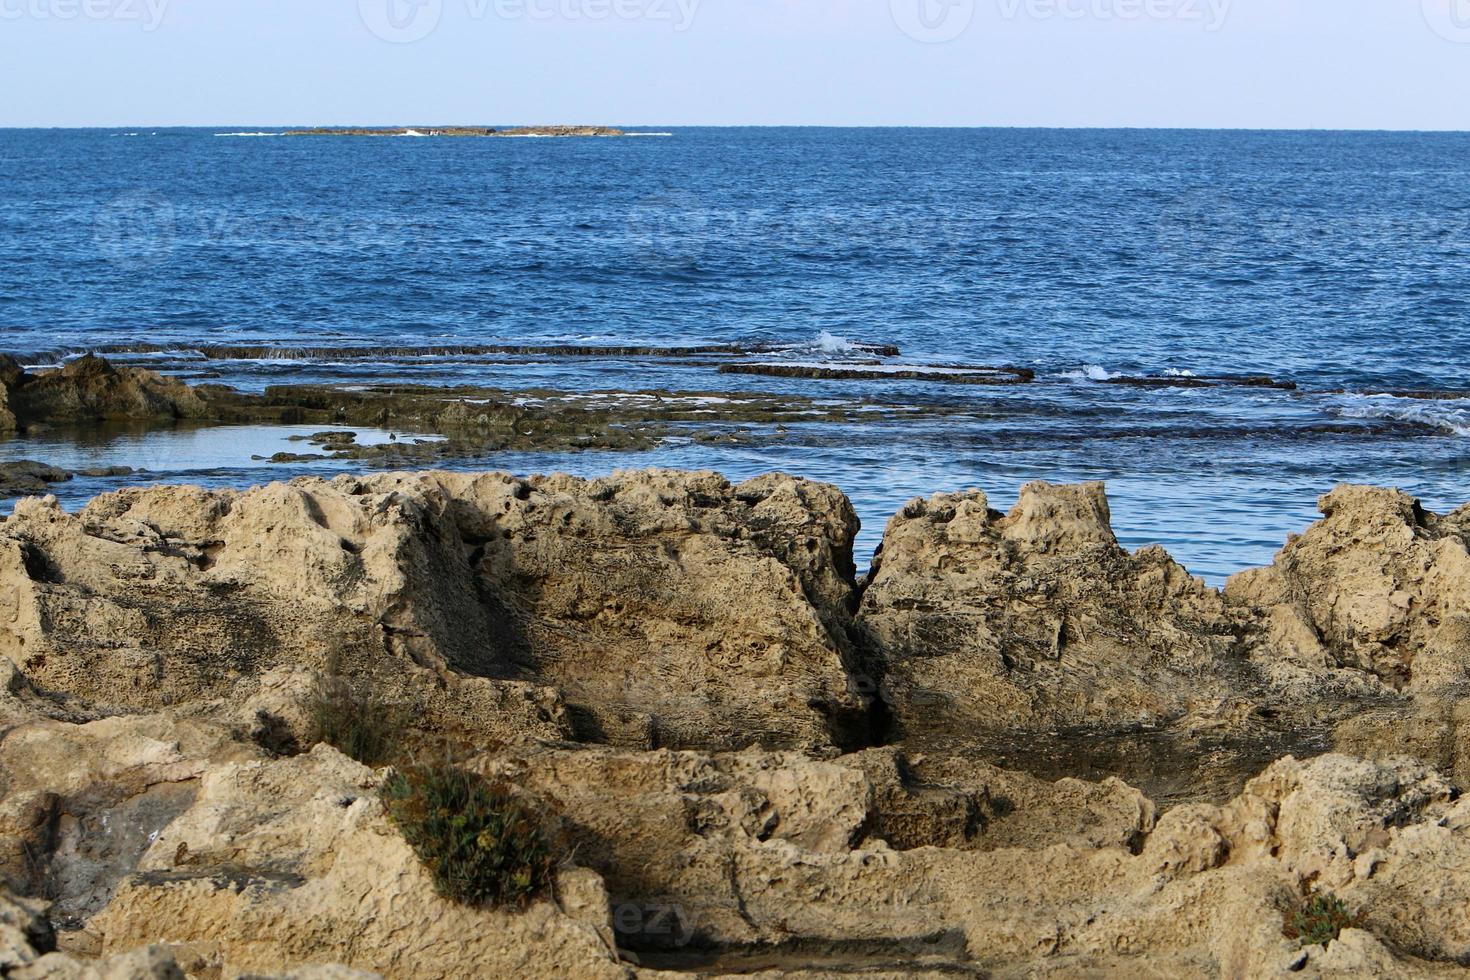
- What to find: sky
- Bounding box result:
[1,0,1467,129]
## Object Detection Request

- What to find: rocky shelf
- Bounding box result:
[0,354,975,470]
[1,459,1469,976]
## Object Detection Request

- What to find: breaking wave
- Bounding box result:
[1327,394,1470,437]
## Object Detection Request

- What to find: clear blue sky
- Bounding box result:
[2,0,1467,129]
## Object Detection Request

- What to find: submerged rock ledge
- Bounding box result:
[0,354,946,472]
[2,469,1470,976]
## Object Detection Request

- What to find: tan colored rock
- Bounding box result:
[473,741,1157,956]
[0,469,863,753]
[407,469,866,749]
[1228,486,1470,784]
[5,472,1470,975]
[858,482,1243,737]
[846,748,1157,852]
[0,711,257,928]
[11,944,184,980]
[7,714,1468,977]
[1227,485,1470,689]
[0,885,182,979]
[0,481,568,752]
[87,746,631,980]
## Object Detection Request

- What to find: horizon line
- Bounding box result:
[4,123,1470,134]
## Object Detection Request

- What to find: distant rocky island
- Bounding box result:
[284,125,626,137]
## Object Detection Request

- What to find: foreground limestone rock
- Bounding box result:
[0,886,182,978]
[0,469,863,754]
[45,739,1470,978]
[87,747,631,979]
[8,680,1459,978]
[472,741,1159,956]
[1228,486,1470,786]
[1228,485,1470,688]
[3,471,1470,975]
[858,482,1244,738]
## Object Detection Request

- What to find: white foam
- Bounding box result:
[815,330,857,354]
[775,331,861,356]
[1164,368,1197,378]
[1329,394,1470,437]
[1060,364,1120,382]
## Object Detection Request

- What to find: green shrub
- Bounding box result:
[1286,893,1356,947]
[382,764,555,908]
[305,675,397,767]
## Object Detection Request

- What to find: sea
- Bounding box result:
[2,126,1468,582]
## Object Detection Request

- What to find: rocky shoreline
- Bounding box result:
[0,355,988,485]
[0,459,1467,977]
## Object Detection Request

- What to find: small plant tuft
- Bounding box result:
[305,674,397,767]
[382,764,556,909]
[1286,893,1356,947]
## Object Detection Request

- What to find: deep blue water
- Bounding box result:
[2,127,1469,580]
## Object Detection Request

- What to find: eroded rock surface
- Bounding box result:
[0,469,863,754]
[1227,485,1470,687]
[1228,485,1470,786]
[0,471,1468,976]
[858,482,1245,737]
